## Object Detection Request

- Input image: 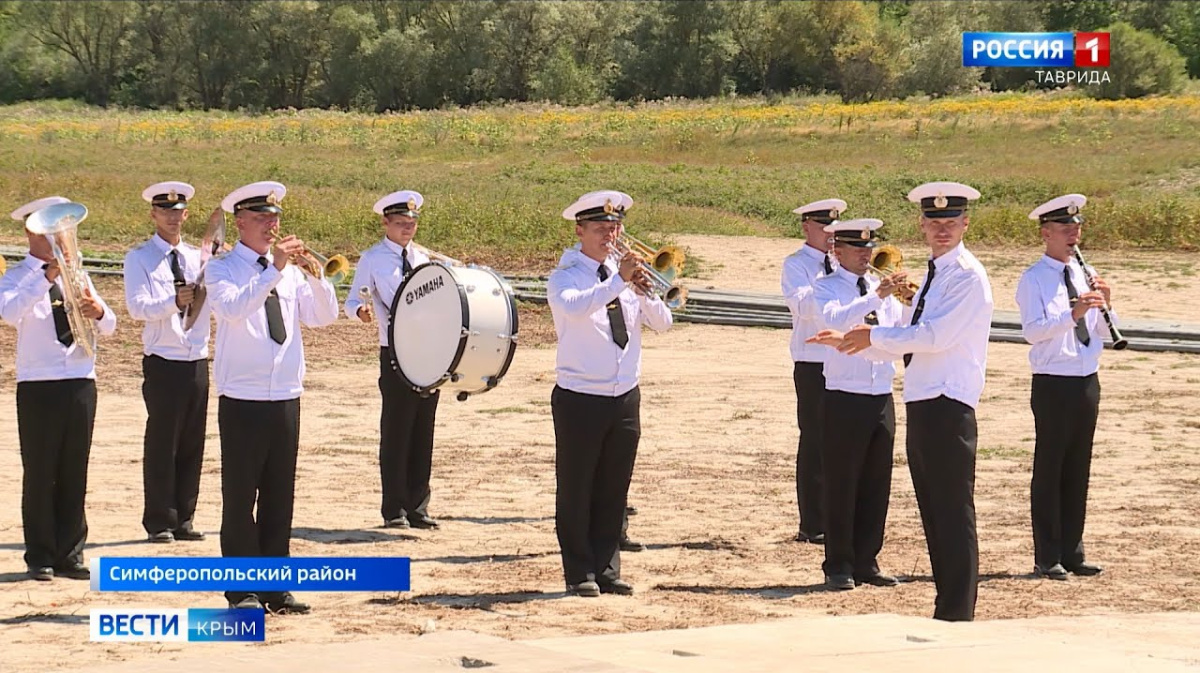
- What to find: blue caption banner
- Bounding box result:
[90,557,411,592]
[962,32,1074,67]
[90,608,265,642]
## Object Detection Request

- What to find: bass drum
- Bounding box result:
[388,262,519,401]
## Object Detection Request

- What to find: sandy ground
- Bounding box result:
[1,235,1198,671]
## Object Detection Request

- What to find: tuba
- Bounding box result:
[24,202,99,357]
[868,243,919,306]
[607,232,688,309]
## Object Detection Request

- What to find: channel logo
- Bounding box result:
[963,32,1110,68]
[90,608,265,642]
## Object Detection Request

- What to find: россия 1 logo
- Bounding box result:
[962,32,1110,68]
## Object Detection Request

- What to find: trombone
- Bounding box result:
[606,232,688,309]
[867,244,920,306]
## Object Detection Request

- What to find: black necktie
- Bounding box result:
[402,248,413,276]
[597,264,629,350]
[43,264,74,347]
[169,249,186,317]
[1064,266,1091,347]
[257,256,287,345]
[903,260,937,367]
[857,276,878,326]
[823,255,833,275]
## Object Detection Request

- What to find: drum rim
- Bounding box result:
[386,261,470,394]
[455,264,520,398]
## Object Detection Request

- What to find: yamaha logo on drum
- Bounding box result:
[405,275,445,305]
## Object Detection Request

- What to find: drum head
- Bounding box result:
[388,263,468,389]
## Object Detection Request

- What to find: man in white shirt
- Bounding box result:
[123,181,211,544]
[205,181,339,613]
[1016,194,1111,581]
[344,190,441,531]
[808,218,907,591]
[828,182,994,622]
[1,196,117,582]
[547,190,672,597]
[781,198,845,545]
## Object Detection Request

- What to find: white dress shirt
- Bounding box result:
[204,242,339,401]
[123,234,210,361]
[0,254,117,382]
[1015,255,1110,377]
[813,267,903,395]
[782,244,833,363]
[343,238,430,346]
[547,246,673,397]
[869,243,994,409]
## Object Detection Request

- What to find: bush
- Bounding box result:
[1087,22,1188,100]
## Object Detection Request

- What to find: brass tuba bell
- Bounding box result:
[24,202,99,357]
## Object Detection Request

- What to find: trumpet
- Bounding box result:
[1072,244,1128,350]
[275,232,350,284]
[24,202,99,357]
[606,232,688,309]
[867,244,920,306]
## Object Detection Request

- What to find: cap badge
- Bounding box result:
[407,198,417,211]
[933,194,948,209]
[266,190,279,206]
[1067,203,1079,215]
[860,229,869,240]
[168,189,178,202]
[829,208,840,219]
[603,199,614,215]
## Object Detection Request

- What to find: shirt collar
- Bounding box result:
[1040,254,1069,272]
[151,233,181,256]
[21,253,46,272]
[576,251,608,277]
[799,244,827,263]
[834,266,869,285]
[234,241,270,265]
[930,242,965,272]
[383,237,410,258]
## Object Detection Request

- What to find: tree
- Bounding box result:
[19,1,137,106]
[900,1,983,97]
[1087,21,1187,99]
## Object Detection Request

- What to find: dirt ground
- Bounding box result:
[1,235,1198,672]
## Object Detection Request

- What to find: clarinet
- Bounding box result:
[1071,245,1128,350]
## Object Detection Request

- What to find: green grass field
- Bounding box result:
[2,91,1198,271]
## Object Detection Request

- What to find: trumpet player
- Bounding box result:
[781,198,845,544]
[123,181,211,544]
[547,190,672,597]
[344,190,442,531]
[1017,194,1110,581]
[823,182,993,622]
[2,196,116,582]
[205,181,338,613]
[807,218,905,591]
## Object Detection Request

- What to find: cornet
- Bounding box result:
[24,202,99,357]
[867,244,920,306]
[274,231,350,284]
[606,232,688,309]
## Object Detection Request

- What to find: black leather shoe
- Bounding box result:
[230,594,264,610]
[408,514,440,530]
[174,528,206,541]
[1065,562,1103,576]
[566,581,601,597]
[55,562,90,580]
[854,573,899,587]
[625,505,638,516]
[265,592,310,614]
[1034,563,1069,580]
[619,537,646,552]
[598,579,634,595]
[148,530,174,543]
[28,566,53,581]
[825,574,855,590]
[796,531,825,544]
[384,517,410,529]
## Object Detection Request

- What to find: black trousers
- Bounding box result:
[218,396,300,604]
[821,390,894,578]
[1031,373,1100,569]
[141,355,208,536]
[793,362,825,537]
[906,395,978,622]
[17,379,96,570]
[552,385,640,586]
[379,347,439,522]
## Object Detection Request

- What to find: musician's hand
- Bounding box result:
[876,272,908,299]
[272,235,304,271]
[1071,291,1106,321]
[208,207,224,230]
[805,329,846,347]
[836,325,874,354]
[357,306,373,323]
[80,286,104,320]
[617,252,639,283]
[43,260,61,283]
[175,284,196,309]
[630,269,653,296]
[1090,275,1112,305]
